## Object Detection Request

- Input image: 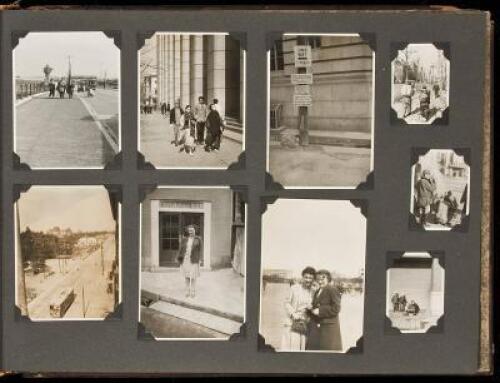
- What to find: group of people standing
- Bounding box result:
[400,81,442,121]
[281,267,343,352]
[163,96,225,156]
[48,79,75,99]
[391,293,420,316]
[414,169,467,227]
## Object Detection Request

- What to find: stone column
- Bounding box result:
[181,35,191,108]
[208,35,226,119]
[174,35,181,103]
[190,35,204,107]
[429,257,444,316]
[168,35,175,106]
[161,35,166,104]
[156,34,161,104]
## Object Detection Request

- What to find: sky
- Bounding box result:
[401,43,448,70]
[17,186,116,232]
[261,199,366,278]
[14,32,119,79]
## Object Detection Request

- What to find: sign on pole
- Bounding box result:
[291,73,313,85]
[294,45,312,68]
[294,94,312,107]
[294,85,311,95]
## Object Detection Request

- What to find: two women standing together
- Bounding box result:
[282,267,343,352]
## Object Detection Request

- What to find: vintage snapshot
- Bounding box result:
[140,187,246,339]
[268,34,374,188]
[260,199,366,352]
[392,43,450,124]
[411,149,470,230]
[14,32,120,169]
[15,186,120,320]
[139,33,245,168]
[386,252,444,333]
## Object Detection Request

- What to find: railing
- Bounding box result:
[270,103,283,130]
[15,80,46,100]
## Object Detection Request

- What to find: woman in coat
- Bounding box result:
[204,103,223,152]
[281,267,316,351]
[176,225,203,298]
[306,269,342,351]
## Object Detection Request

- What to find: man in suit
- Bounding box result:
[306,270,343,351]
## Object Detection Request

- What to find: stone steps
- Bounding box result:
[148,300,242,336]
[223,117,243,144]
[270,127,371,148]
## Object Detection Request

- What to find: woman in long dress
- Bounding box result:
[177,225,203,298]
[281,267,316,351]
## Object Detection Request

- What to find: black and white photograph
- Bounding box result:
[14,32,120,169]
[386,252,444,333]
[267,34,374,188]
[260,199,366,352]
[139,33,245,168]
[392,43,450,124]
[411,149,470,230]
[15,186,121,320]
[140,187,246,340]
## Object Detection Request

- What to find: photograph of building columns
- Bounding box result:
[139,33,245,168]
[386,252,445,333]
[260,199,366,352]
[140,187,246,340]
[15,186,121,320]
[267,34,374,188]
[14,32,120,169]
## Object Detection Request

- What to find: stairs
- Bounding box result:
[223,116,243,144]
[270,127,371,148]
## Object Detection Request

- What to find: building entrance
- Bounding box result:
[158,212,204,267]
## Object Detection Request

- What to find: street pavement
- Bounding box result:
[15,89,119,168]
[260,282,364,351]
[269,145,371,187]
[141,268,245,320]
[140,113,242,168]
[25,235,117,320]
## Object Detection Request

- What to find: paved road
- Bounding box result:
[15,89,119,168]
[26,235,116,319]
[140,113,242,168]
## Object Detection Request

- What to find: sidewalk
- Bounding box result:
[140,113,242,168]
[269,145,371,187]
[141,268,245,322]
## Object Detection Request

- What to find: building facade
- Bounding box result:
[270,35,373,134]
[148,34,244,123]
[141,188,245,272]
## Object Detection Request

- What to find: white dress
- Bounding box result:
[280,283,314,351]
[180,237,200,279]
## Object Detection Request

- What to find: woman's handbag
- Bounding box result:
[290,318,308,335]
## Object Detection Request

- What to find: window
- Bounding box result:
[304,36,322,49]
[270,40,284,71]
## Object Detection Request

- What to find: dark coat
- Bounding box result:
[306,284,342,351]
[170,107,184,124]
[176,236,202,264]
[415,177,436,207]
[206,110,223,135]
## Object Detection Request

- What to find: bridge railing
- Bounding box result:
[15,80,47,100]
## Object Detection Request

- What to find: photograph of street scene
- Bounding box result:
[268,34,374,188]
[14,32,120,168]
[392,43,449,124]
[260,199,365,352]
[139,33,245,168]
[15,186,120,320]
[411,149,469,231]
[140,187,245,339]
[386,253,444,333]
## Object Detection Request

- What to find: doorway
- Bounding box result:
[158,212,204,267]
